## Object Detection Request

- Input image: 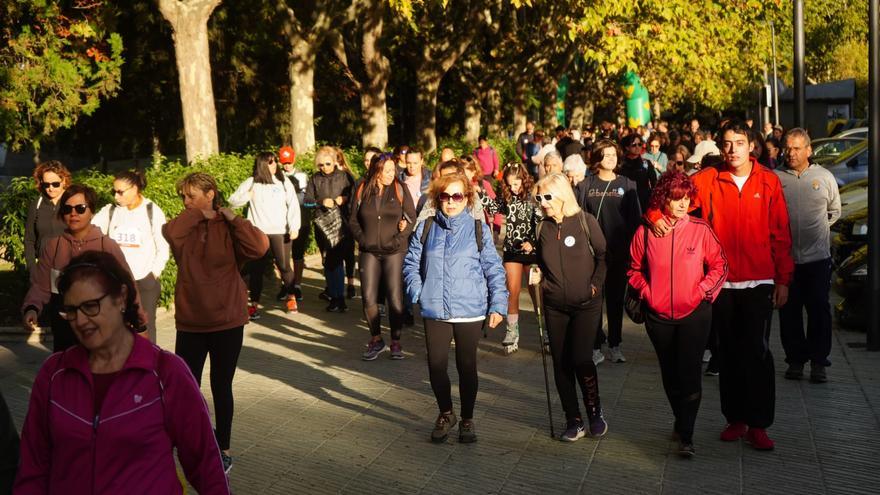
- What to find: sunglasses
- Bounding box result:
[41,181,62,189]
[317,162,335,167]
[534,193,553,203]
[61,204,89,215]
[112,186,133,196]
[439,192,466,203]
[629,142,642,147]
[58,293,109,321]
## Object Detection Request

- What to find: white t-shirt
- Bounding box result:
[92,199,170,280]
[724,173,774,289]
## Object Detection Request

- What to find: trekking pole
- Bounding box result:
[529,265,555,438]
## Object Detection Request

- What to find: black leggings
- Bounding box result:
[175,326,243,451]
[645,302,712,443]
[424,319,483,420]
[545,299,603,422]
[342,236,356,279]
[358,251,405,339]
[595,255,628,349]
[247,234,294,303]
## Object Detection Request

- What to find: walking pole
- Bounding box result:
[530,265,555,438]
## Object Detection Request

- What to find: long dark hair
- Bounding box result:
[362,153,399,199]
[114,169,147,193]
[252,152,285,184]
[501,162,533,204]
[57,251,144,332]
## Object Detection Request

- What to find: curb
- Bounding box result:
[0,326,52,344]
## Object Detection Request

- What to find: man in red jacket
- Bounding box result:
[651,120,793,451]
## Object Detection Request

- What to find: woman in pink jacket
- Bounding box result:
[15,251,229,494]
[628,171,728,458]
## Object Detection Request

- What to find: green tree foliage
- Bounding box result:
[0,0,124,151]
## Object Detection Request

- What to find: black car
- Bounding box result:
[833,244,867,330]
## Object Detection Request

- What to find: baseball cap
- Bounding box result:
[687,140,721,164]
[279,146,295,164]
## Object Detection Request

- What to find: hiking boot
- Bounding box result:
[362,338,388,361]
[347,284,356,299]
[431,411,458,443]
[559,418,585,442]
[247,303,261,321]
[326,298,347,313]
[592,349,605,366]
[746,427,775,450]
[318,289,331,301]
[785,362,804,380]
[609,346,626,363]
[275,287,288,302]
[720,422,748,441]
[221,452,233,474]
[810,364,828,383]
[291,285,303,301]
[459,419,477,443]
[285,297,298,314]
[390,340,404,360]
[677,442,695,458]
[587,408,608,437]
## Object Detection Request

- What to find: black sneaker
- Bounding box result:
[221,452,233,474]
[275,287,288,301]
[459,419,477,443]
[347,284,356,299]
[785,363,804,380]
[431,411,458,443]
[810,364,828,383]
[705,358,720,376]
[291,285,303,301]
[560,418,585,442]
[677,442,695,458]
[319,289,331,301]
[326,298,347,313]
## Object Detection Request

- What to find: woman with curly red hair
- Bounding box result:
[628,171,728,457]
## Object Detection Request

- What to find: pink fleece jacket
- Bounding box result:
[14,336,230,494]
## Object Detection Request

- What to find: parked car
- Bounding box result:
[833,126,868,140]
[810,137,864,166]
[837,178,868,219]
[820,140,868,186]
[833,244,867,330]
[831,205,867,267]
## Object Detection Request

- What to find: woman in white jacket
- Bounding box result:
[92,169,169,343]
[229,152,301,317]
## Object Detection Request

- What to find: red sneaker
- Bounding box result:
[720,422,748,441]
[285,297,298,314]
[746,427,775,450]
[247,303,260,321]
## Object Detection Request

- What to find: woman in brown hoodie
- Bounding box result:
[21,184,145,352]
[163,172,268,474]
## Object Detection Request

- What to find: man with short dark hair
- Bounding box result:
[617,134,658,210]
[775,128,840,383]
[515,122,536,163]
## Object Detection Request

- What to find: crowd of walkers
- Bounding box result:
[3,115,842,492]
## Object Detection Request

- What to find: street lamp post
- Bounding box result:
[793,0,806,128]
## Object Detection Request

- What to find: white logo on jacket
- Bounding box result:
[134,394,143,404]
[564,235,576,247]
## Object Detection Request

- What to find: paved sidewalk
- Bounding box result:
[1,257,879,494]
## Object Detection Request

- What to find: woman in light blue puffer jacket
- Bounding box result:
[403,172,508,445]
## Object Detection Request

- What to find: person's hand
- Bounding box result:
[201,208,217,220]
[22,310,38,331]
[650,217,672,237]
[591,285,598,297]
[521,241,533,254]
[322,198,335,208]
[487,313,503,328]
[398,219,408,232]
[773,284,789,308]
[334,196,344,206]
[528,266,542,286]
[217,207,236,222]
[289,230,299,240]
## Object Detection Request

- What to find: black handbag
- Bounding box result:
[624,228,649,324]
[313,206,344,248]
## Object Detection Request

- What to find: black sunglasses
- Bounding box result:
[58,293,109,321]
[534,193,553,203]
[317,162,335,167]
[439,192,465,203]
[112,186,134,196]
[41,181,62,189]
[61,204,89,215]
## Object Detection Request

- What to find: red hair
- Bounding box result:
[648,171,697,213]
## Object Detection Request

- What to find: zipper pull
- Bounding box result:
[93,415,99,430]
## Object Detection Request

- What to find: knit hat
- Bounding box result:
[279,146,295,164]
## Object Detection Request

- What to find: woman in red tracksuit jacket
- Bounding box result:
[629,171,728,458]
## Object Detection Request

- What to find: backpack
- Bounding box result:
[419,216,484,253]
[535,211,595,256]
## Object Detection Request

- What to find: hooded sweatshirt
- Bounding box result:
[162,208,269,333]
[228,176,301,236]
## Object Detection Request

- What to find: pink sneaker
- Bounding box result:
[746,427,775,450]
[720,422,748,441]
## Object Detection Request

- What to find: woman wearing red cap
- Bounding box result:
[279,146,311,302]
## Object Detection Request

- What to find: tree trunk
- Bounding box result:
[485,88,503,137]
[512,76,528,135]
[542,81,559,130]
[415,70,442,153]
[359,1,389,149]
[289,33,316,154]
[158,0,221,163]
[464,94,481,144]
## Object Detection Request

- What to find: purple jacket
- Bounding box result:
[15,336,229,494]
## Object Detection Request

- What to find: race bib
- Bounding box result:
[114,227,143,248]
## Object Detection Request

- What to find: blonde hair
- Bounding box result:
[535,173,581,217]
[315,146,338,166]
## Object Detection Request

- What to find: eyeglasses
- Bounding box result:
[61,204,89,215]
[40,181,62,189]
[439,192,465,203]
[629,142,642,147]
[317,162,334,167]
[534,193,553,203]
[58,293,109,321]
[112,186,134,196]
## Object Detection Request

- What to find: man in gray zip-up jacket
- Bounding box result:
[774,128,841,383]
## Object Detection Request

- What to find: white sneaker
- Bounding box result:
[609,346,626,363]
[702,350,712,363]
[592,349,605,365]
